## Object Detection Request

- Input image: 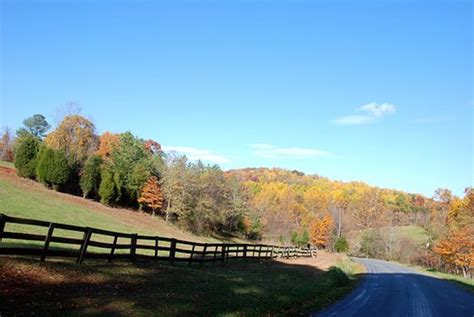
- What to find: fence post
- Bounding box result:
[0,214,6,242]
[212,245,218,264]
[170,238,177,265]
[130,234,138,262]
[270,245,274,259]
[189,243,196,266]
[221,244,226,264]
[40,223,55,262]
[243,244,247,259]
[225,245,230,262]
[258,245,262,258]
[200,243,208,265]
[108,235,118,263]
[154,237,159,261]
[77,228,92,264]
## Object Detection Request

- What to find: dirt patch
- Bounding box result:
[276,250,345,270]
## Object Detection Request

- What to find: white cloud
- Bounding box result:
[162,146,231,164]
[333,102,396,125]
[250,144,334,159]
[359,103,396,117]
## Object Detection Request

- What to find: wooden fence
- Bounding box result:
[0,214,315,265]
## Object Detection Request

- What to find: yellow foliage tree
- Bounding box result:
[310,213,334,248]
[138,176,164,217]
[45,115,98,165]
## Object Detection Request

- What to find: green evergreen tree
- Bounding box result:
[334,236,349,252]
[14,135,40,178]
[99,167,117,205]
[300,229,310,246]
[291,231,299,246]
[80,155,102,198]
[16,114,50,138]
[36,146,70,190]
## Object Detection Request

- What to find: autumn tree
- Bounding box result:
[138,176,164,217]
[0,127,15,162]
[45,115,98,166]
[311,214,334,248]
[348,185,385,230]
[434,227,473,278]
[144,139,162,155]
[160,154,193,222]
[96,131,120,160]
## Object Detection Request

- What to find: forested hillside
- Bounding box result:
[0,113,472,278]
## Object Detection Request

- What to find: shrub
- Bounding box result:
[14,136,40,178]
[300,229,310,246]
[359,229,383,258]
[35,146,70,190]
[80,155,102,198]
[99,167,117,205]
[334,236,349,252]
[291,231,298,245]
[327,267,350,287]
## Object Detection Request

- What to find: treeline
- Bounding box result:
[226,168,473,278]
[1,113,472,277]
[3,114,250,237]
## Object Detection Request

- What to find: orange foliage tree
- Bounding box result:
[138,176,164,217]
[310,214,334,248]
[96,131,120,160]
[434,227,473,278]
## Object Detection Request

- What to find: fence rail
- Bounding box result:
[0,213,315,265]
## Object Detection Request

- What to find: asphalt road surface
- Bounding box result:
[313,258,474,317]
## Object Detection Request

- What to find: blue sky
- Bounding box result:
[1,0,472,197]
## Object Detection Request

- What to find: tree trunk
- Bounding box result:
[337,209,343,238]
[166,199,171,222]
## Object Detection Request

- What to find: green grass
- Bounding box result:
[0,160,14,168]
[426,269,474,292]
[389,260,474,293]
[0,167,234,257]
[0,256,361,316]
[0,179,140,233]
[410,265,474,293]
[395,225,430,244]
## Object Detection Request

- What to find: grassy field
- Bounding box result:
[0,160,14,168]
[0,255,362,316]
[0,161,233,245]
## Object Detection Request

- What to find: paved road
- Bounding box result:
[313,258,474,317]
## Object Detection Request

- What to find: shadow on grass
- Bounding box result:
[0,256,356,317]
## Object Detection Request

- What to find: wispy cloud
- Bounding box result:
[359,103,396,117]
[333,102,396,125]
[250,144,334,159]
[162,146,231,164]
